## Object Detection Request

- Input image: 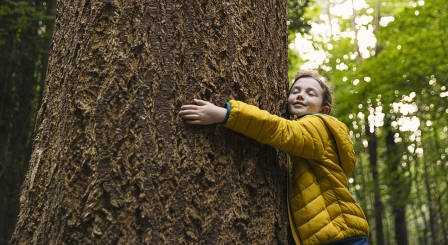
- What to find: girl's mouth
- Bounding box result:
[293,102,306,106]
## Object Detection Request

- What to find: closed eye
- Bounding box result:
[290,89,300,95]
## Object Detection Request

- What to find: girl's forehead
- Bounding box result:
[291,77,324,91]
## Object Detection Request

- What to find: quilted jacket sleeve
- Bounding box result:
[224,100,329,159]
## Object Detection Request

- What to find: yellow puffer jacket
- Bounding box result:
[224,100,369,245]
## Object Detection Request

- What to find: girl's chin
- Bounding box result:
[290,109,307,115]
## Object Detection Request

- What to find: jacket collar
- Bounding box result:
[292,112,327,120]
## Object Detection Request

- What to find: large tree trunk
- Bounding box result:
[10,0,288,244]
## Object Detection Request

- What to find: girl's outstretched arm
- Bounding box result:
[179,99,227,125]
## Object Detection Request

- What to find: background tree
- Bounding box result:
[0,0,54,243]
[9,0,290,244]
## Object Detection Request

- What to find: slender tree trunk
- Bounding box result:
[350,0,362,62]
[385,119,409,245]
[422,151,437,245]
[365,117,385,245]
[354,154,374,245]
[10,0,289,244]
[374,0,382,55]
[423,126,445,244]
[324,1,333,37]
[411,199,427,244]
[437,191,448,245]
[412,154,429,245]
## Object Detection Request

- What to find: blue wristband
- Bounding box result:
[222,102,231,124]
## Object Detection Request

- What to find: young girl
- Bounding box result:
[179,70,369,245]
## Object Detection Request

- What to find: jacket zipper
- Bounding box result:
[287,155,304,245]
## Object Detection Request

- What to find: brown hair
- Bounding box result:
[289,70,333,115]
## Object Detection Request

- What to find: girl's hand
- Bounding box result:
[179,99,227,125]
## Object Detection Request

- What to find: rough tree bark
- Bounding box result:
[10,0,288,244]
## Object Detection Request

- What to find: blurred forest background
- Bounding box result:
[0,0,446,244]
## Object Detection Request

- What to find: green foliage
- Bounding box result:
[288,48,304,82]
[0,0,52,45]
[287,0,313,42]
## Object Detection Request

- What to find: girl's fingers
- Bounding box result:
[180,105,199,110]
[193,99,211,106]
[181,99,211,110]
[179,112,196,118]
[186,120,202,125]
[184,114,199,119]
[179,108,198,114]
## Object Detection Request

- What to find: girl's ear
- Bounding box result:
[321,106,330,115]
